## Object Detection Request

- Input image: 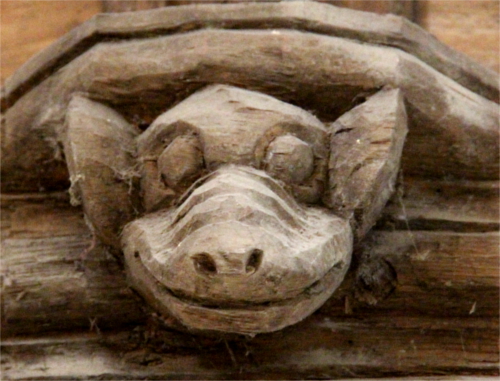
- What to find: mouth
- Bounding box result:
[125,248,348,335]
[168,264,339,310]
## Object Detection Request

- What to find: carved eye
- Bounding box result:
[158,135,204,189]
[264,135,314,184]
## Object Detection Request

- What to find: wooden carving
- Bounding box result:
[1,0,498,343]
[58,84,406,334]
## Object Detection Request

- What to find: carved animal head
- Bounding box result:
[63,84,407,334]
[3,1,497,335]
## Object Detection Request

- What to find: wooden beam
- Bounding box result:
[1,194,145,337]
[329,0,419,21]
[2,180,498,336]
[3,27,498,194]
[102,0,169,12]
[2,316,498,379]
[381,178,500,232]
[3,1,497,110]
[102,0,420,23]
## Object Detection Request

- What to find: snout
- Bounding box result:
[187,224,265,277]
[162,219,302,304]
[122,165,352,333]
[191,247,264,277]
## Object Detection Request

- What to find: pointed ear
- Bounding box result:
[63,96,140,248]
[325,87,408,241]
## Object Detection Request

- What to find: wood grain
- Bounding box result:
[102,0,418,21]
[2,315,498,379]
[103,0,169,12]
[2,27,498,194]
[381,178,499,232]
[330,0,418,20]
[1,194,145,337]
[2,0,497,85]
[63,96,141,248]
[1,2,498,379]
[327,87,407,239]
[2,178,497,337]
[2,1,497,110]
[0,0,101,83]
[423,0,499,73]
[0,0,419,86]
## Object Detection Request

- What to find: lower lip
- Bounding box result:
[126,249,346,335]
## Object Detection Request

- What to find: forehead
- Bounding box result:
[137,85,328,167]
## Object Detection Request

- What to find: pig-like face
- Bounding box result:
[64,84,405,335]
[123,166,351,334]
[121,85,353,335]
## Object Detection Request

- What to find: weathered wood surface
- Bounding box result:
[330,0,419,21]
[381,178,499,232]
[2,1,497,109]
[103,0,419,21]
[63,96,140,248]
[2,315,498,379]
[327,87,407,239]
[4,223,497,336]
[0,193,145,337]
[2,29,498,192]
[2,178,497,336]
[103,0,178,13]
[2,166,498,372]
[5,84,407,336]
[1,3,498,379]
[0,0,418,84]
[2,192,499,379]
[3,1,498,85]
[120,85,365,335]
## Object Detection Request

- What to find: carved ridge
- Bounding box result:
[2,1,497,110]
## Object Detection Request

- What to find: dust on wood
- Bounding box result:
[1,2,498,379]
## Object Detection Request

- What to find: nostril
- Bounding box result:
[192,253,217,276]
[246,249,263,274]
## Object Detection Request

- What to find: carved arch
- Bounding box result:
[2,22,498,192]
